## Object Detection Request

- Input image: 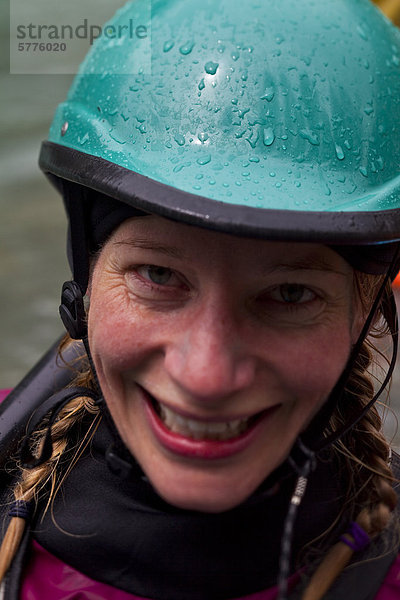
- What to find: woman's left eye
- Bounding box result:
[271,283,316,304]
[136,265,178,286]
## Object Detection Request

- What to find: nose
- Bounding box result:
[164,298,257,401]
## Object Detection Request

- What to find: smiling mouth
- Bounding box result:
[151,398,262,441]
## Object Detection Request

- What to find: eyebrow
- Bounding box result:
[114,239,347,275]
[265,256,347,276]
[113,238,187,260]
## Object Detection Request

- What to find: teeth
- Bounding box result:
[157,402,251,441]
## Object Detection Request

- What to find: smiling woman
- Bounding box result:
[89,218,356,513]
[1,0,400,599]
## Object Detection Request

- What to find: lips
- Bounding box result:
[141,388,279,460]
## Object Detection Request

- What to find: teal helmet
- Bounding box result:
[39,0,400,290]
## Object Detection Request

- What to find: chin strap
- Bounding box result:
[277,441,316,600]
[59,280,143,479]
[301,245,399,456]
[275,244,400,598]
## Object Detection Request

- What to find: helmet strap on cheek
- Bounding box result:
[275,243,400,599]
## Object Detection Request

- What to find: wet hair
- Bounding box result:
[0,271,397,599]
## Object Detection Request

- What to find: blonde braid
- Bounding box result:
[0,392,100,583]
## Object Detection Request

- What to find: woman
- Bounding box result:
[1,0,400,598]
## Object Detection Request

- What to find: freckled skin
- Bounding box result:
[88,216,361,513]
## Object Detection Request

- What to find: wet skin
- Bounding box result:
[88,216,362,513]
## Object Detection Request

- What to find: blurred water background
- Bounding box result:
[0,0,72,385]
[1,0,400,447]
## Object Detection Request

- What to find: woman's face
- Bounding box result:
[89,216,361,512]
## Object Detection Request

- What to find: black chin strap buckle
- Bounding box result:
[59,280,87,340]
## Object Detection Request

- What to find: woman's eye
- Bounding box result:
[268,284,316,304]
[254,283,321,322]
[137,265,175,286]
[261,283,317,308]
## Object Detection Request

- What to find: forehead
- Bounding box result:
[108,215,352,275]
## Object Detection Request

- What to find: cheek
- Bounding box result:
[274,323,352,404]
[88,277,160,378]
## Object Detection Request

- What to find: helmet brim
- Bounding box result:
[40,140,400,246]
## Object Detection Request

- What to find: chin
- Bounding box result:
[145,465,266,513]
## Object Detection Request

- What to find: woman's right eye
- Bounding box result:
[137,265,176,286]
[126,265,190,298]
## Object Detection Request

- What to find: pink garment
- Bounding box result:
[375,553,400,600]
[21,540,300,600]
[0,389,11,403]
[20,541,400,599]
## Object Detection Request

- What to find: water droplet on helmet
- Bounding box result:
[197,154,211,165]
[204,61,219,75]
[263,127,275,146]
[359,166,368,178]
[299,129,320,146]
[335,144,345,160]
[198,78,205,90]
[238,107,250,119]
[364,102,374,116]
[356,25,368,41]
[61,121,69,136]
[198,132,209,143]
[180,41,195,55]
[174,134,185,146]
[78,132,89,145]
[163,40,174,53]
[261,88,275,102]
